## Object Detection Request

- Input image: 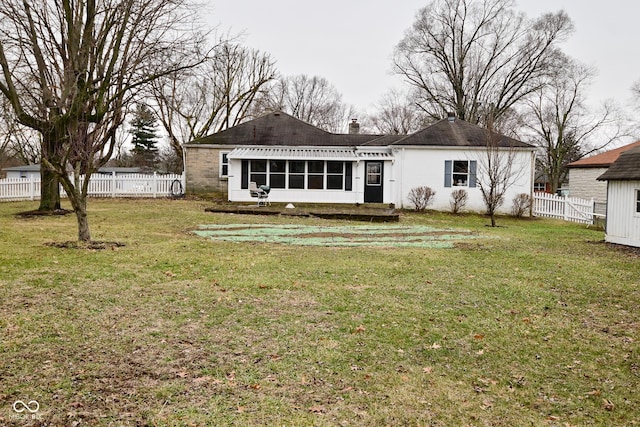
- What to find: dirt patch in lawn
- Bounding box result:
[44,241,126,250]
[15,208,73,218]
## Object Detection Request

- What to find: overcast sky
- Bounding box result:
[208,0,638,118]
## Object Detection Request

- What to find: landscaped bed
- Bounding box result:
[0,198,638,426]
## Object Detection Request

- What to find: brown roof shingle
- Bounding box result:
[568,141,640,168]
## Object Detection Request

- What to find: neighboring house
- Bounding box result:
[3,164,41,179]
[184,111,536,213]
[533,170,552,193]
[3,165,143,179]
[567,141,640,215]
[597,146,640,248]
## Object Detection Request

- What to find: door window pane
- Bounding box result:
[366,162,382,186]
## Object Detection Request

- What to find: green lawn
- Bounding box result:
[0,199,638,426]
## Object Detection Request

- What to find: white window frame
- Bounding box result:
[219,151,229,178]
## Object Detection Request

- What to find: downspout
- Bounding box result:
[399,148,405,209]
[182,144,188,195]
[529,150,535,217]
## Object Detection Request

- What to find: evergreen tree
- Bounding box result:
[130,104,159,169]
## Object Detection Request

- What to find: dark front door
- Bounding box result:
[364,161,383,203]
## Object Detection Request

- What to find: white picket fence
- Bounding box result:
[533,192,601,225]
[0,172,185,201]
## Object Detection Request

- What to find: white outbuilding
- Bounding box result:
[597,146,640,248]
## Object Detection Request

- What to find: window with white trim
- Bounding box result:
[534,182,546,192]
[269,160,286,188]
[288,161,305,189]
[249,160,267,186]
[444,160,477,188]
[220,152,229,177]
[241,160,352,191]
[636,189,640,214]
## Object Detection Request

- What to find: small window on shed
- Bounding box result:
[636,189,640,214]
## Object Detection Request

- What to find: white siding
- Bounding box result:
[227,160,367,204]
[225,146,535,212]
[605,180,640,248]
[391,147,534,213]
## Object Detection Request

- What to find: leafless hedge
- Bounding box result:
[408,186,436,212]
[450,189,468,214]
[511,193,532,218]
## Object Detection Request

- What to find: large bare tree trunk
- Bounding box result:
[38,134,61,211]
[39,165,61,211]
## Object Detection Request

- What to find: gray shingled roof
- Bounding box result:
[597,146,640,181]
[392,118,531,148]
[188,111,385,147]
[186,111,531,149]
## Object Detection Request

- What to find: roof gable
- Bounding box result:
[568,140,640,168]
[597,146,640,181]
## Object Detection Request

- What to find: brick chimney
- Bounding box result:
[349,118,360,134]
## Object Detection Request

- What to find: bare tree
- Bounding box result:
[477,119,525,227]
[253,74,355,133]
[366,89,431,134]
[393,0,573,126]
[0,0,207,241]
[0,98,40,166]
[151,41,276,165]
[521,57,624,193]
[630,80,640,134]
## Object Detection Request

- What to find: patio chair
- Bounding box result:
[249,182,270,206]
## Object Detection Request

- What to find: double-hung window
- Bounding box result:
[444,160,477,188]
[288,161,305,189]
[327,161,345,189]
[307,161,324,189]
[220,152,229,178]
[636,189,640,214]
[269,160,286,188]
[249,160,267,186]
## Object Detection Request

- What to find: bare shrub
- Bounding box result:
[511,193,532,218]
[450,189,468,214]
[408,186,436,212]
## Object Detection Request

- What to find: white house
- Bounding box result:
[597,146,640,248]
[184,111,536,213]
